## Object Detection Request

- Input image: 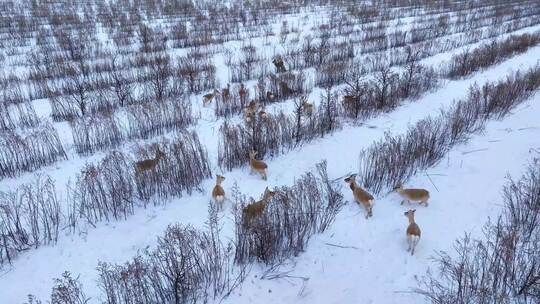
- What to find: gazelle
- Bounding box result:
[404,209,421,255]
[242,187,275,226]
[342,95,356,107]
[243,100,259,122]
[135,147,166,173]
[249,150,268,180]
[344,174,374,219]
[203,89,220,106]
[212,175,226,209]
[222,84,230,100]
[272,56,286,73]
[300,96,314,115]
[266,91,275,101]
[239,83,248,104]
[394,184,430,206]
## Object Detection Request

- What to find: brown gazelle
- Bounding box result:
[243,100,259,122]
[404,209,421,255]
[135,147,166,173]
[342,95,356,107]
[300,96,314,115]
[344,174,374,219]
[242,187,275,226]
[394,184,430,206]
[239,83,248,104]
[212,175,226,209]
[222,84,230,100]
[249,150,268,180]
[203,89,220,106]
[266,91,275,101]
[272,56,286,73]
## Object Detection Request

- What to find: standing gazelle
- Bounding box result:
[394,184,430,206]
[203,89,220,106]
[344,174,374,219]
[300,96,314,115]
[404,209,421,255]
[249,150,268,180]
[135,147,166,173]
[212,175,226,209]
[242,187,275,227]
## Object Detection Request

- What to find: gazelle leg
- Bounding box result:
[400,200,405,205]
[411,238,417,255]
[407,235,412,252]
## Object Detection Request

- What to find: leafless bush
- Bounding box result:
[214,83,249,118]
[0,174,60,266]
[233,161,344,265]
[416,158,540,303]
[98,219,245,304]
[126,98,194,140]
[176,49,217,93]
[71,114,124,155]
[70,151,136,225]
[0,100,40,131]
[134,132,211,201]
[27,272,90,304]
[257,71,312,104]
[0,123,67,179]
[446,32,540,78]
[341,63,438,119]
[218,102,340,171]
[358,66,540,194]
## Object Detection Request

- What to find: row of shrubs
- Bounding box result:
[218,30,540,172]
[0,132,211,267]
[0,100,40,131]
[446,32,540,78]
[357,65,540,194]
[0,123,67,179]
[70,98,194,155]
[218,89,341,170]
[26,161,344,304]
[416,158,540,303]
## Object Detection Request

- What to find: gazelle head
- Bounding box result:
[404,209,416,220]
[249,150,258,159]
[155,147,166,160]
[393,183,403,192]
[216,174,225,184]
[262,186,276,200]
[344,174,357,184]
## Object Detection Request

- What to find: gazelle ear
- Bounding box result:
[412,209,416,212]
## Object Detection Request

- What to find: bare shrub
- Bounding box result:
[214,83,249,118]
[134,132,211,201]
[176,49,217,93]
[0,123,67,179]
[218,103,340,171]
[70,151,136,225]
[71,114,124,155]
[358,66,540,194]
[27,272,90,304]
[126,98,194,140]
[0,175,60,266]
[416,158,540,303]
[98,219,245,304]
[446,32,540,78]
[233,161,345,265]
[0,101,40,130]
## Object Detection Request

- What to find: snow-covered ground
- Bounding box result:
[2,2,540,303]
[2,39,539,304]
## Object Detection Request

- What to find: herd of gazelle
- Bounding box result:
[344,174,428,255]
[147,56,427,255]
